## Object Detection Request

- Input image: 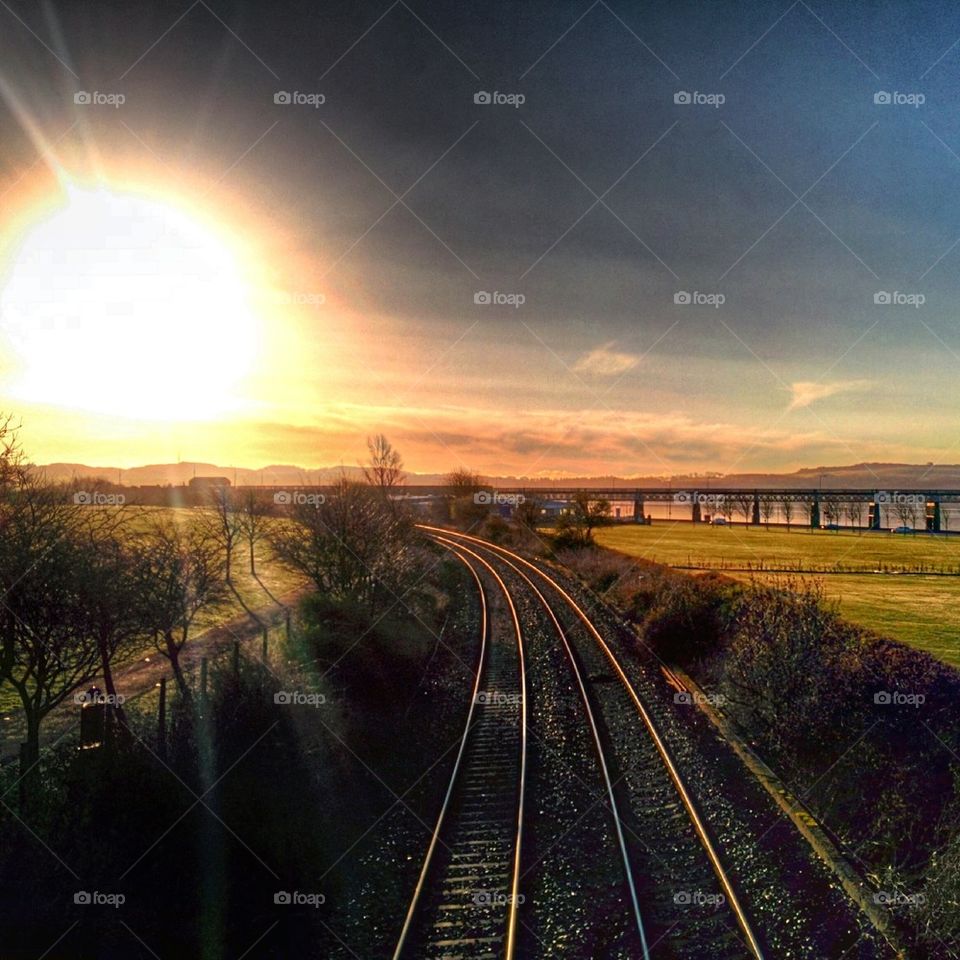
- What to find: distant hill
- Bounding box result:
[30,461,960,489]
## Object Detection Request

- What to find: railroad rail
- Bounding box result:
[418,525,766,960]
[393,541,527,960]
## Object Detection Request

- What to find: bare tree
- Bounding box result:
[237,487,273,575]
[445,468,484,492]
[734,493,753,526]
[556,493,611,546]
[822,497,841,528]
[894,498,920,530]
[515,496,542,531]
[780,497,795,531]
[0,413,26,492]
[759,496,775,529]
[445,468,487,530]
[270,476,415,613]
[200,485,242,581]
[73,511,144,739]
[845,498,864,533]
[363,434,405,496]
[133,518,228,707]
[0,481,102,773]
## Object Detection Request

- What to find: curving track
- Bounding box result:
[407,526,767,959]
[393,541,527,960]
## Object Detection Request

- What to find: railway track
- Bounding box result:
[393,542,527,960]
[414,526,766,959]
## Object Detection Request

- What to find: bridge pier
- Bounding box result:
[810,495,820,529]
[633,496,645,522]
[692,501,702,524]
[929,499,942,533]
[751,495,761,526]
[869,499,882,530]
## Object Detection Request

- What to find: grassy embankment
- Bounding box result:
[595,523,960,667]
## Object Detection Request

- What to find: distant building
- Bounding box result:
[188,476,231,489]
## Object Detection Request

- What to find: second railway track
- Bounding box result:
[413,526,766,959]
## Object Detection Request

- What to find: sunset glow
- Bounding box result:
[0,182,260,421]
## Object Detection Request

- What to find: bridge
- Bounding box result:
[396,486,960,532]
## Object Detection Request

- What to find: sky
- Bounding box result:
[1,0,959,478]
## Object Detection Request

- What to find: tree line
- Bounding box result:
[0,423,419,802]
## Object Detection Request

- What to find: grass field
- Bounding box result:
[595,523,960,667]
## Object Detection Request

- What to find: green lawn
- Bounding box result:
[595,523,960,667]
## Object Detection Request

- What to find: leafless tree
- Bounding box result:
[200,485,242,581]
[759,496,775,529]
[237,487,273,575]
[364,433,405,495]
[734,493,753,526]
[894,498,921,530]
[0,481,102,772]
[780,497,795,531]
[845,498,865,533]
[445,468,487,529]
[133,518,228,708]
[270,476,415,613]
[445,468,484,492]
[556,493,611,546]
[73,510,144,738]
[822,497,841,528]
[0,413,26,492]
[515,496,542,531]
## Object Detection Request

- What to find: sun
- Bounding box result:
[0,182,260,421]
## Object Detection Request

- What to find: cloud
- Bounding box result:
[572,342,640,377]
[788,379,874,411]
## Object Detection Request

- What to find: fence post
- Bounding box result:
[233,640,240,679]
[262,626,269,661]
[285,608,291,639]
[157,678,167,760]
[18,742,28,809]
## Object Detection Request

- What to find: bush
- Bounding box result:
[642,575,734,662]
